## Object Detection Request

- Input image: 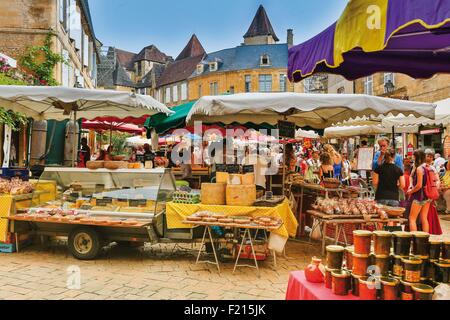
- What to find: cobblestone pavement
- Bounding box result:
[0,218,448,300]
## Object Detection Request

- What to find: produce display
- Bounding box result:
[172,191,200,204]
[0,178,34,195]
[185,211,282,228]
[312,197,388,219]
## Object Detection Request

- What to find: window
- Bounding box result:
[165,87,171,103]
[260,54,270,66]
[59,0,68,30]
[245,75,251,92]
[209,82,218,95]
[61,50,70,87]
[172,85,178,102]
[137,62,142,77]
[155,89,161,102]
[259,74,272,92]
[209,62,218,72]
[337,87,345,94]
[196,64,204,74]
[229,86,235,94]
[82,32,89,68]
[384,73,395,93]
[279,74,287,92]
[198,84,202,97]
[364,76,373,95]
[181,83,187,101]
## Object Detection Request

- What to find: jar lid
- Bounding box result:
[359,276,377,285]
[411,284,434,294]
[400,279,413,286]
[402,257,422,265]
[326,245,345,252]
[394,255,409,259]
[351,273,362,279]
[375,254,390,259]
[352,252,370,258]
[429,239,443,244]
[331,270,350,278]
[345,245,354,252]
[410,231,430,238]
[393,231,412,238]
[353,230,373,237]
[444,239,450,245]
[373,231,392,237]
[413,255,430,260]
[380,277,399,286]
[435,261,450,267]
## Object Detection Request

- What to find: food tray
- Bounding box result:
[380,206,406,217]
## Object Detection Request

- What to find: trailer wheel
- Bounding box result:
[68,227,101,260]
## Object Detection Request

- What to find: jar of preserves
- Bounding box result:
[443,240,450,260]
[429,238,442,260]
[326,245,345,270]
[426,259,439,281]
[412,284,434,300]
[402,257,422,283]
[374,254,391,276]
[325,266,339,289]
[400,280,414,300]
[331,270,351,296]
[434,260,450,283]
[380,277,399,300]
[393,231,412,256]
[392,255,407,277]
[344,246,354,270]
[359,276,378,300]
[411,231,430,257]
[352,252,370,276]
[351,274,361,296]
[373,231,392,255]
[415,256,430,280]
[353,230,373,255]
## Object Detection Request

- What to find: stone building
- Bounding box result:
[187,5,296,101]
[0,0,99,88]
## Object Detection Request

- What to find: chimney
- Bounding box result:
[287,29,294,47]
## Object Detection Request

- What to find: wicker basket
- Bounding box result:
[322,178,340,189]
[112,155,126,161]
[104,161,127,170]
[86,161,104,170]
[381,206,406,217]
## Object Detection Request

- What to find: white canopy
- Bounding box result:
[381,114,450,128]
[125,136,153,146]
[0,85,173,120]
[436,98,450,116]
[323,124,418,138]
[186,93,436,129]
[295,128,320,139]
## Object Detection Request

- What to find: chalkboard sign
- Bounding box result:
[96,198,112,207]
[242,165,254,173]
[144,154,155,161]
[129,199,148,207]
[277,120,296,138]
[215,164,227,172]
[117,198,128,203]
[226,164,240,174]
[136,155,145,163]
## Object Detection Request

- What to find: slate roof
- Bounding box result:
[176,34,206,61]
[158,54,204,87]
[134,45,170,64]
[115,48,136,71]
[136,63,165,88]
[244,5,279,42]
[189,43,288,78]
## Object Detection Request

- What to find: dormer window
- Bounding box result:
[196,64,204,74]
[260,54,270,66]
[209,61,218,72]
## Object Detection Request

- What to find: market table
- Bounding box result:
[166,199,298,238]
[286,271,360,300]
[307,210,408,255]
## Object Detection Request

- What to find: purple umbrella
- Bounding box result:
[288,0,450,82]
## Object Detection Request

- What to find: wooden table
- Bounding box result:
[182,220,281,276]
[306,210,408,255]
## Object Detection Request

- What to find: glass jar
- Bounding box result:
[400,280,414,300]
[429,239,442,260]
[352,252,370,276]
[434,260,450,283]
[411,231,430,257]
[351,274,361,297]
[393,231,412,256]
[331,270,351,296]
[326,245,345,270]
[412,284,434,300]
[443,240,450,260]
[353,230,373,255]
[392,255,407,277]
[359,276,378,300]
[373,231,392,256]
[374,254,391,276]
[380,277,399,300]
[325,266,339,289]
[402,257,422,283]
[344,246,354,270]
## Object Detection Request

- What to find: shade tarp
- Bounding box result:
[381,114,450,127]
[0,85,173,120]
[82,120,145,134]
[324,124,417,138]
[436,98,450,115]
[296,129,320,139]
[186,93,436,129]
[288,0,450,82]
[144,101,195,135]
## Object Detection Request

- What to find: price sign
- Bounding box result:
[215,164,226,172]
[277,120,296,139]
[96,198,112,207]
[129,199,147,207]
[226,164,240,174]
[357,147,374,171]
[242,165,254,173]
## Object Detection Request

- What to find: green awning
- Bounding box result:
[144,101,195,135]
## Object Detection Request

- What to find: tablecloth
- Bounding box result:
[166,200,298,238]
[286,271,359,300]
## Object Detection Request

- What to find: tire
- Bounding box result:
[68,227,101,260]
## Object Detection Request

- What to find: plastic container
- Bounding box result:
[429,239,442,260]
[412,284,434,300]
[331,270,351,296]
[359,276,378,300]
[352,252,370,276]
[402,257,422,283]
[353,230,372,255]
[326,245,345,270]
[380,277,399,300]
[411,231,430,257]
[393,231,412,256]
[373,231,392,256]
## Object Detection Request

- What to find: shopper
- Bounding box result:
[341,151,352,186]
[319,152,334,181]
[434,153,446,175]
[323,144,342,180]
[307,149,321,173]
[424,149,443,235]
[373,137,404,171]
[80,137,91,166]
[406,150,430,232]
[372,149,405,207]
[442,160,450,214]
[284,143,297,173]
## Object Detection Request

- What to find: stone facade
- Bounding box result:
[0,0,99,88]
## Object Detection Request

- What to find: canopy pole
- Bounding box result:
[392,126,396,152]
[72,110,77,167]
[110,123,113,147]
[282,142,286,196]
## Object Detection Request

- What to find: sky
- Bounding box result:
[89,0,349,57]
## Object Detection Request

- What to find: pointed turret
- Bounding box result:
[243,5,279,45]
[175,34,206,61]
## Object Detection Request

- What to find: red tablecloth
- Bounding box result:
[286,271,360,300]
